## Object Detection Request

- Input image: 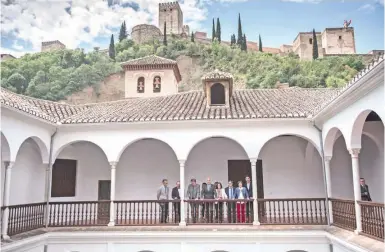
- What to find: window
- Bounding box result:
[51,159,77,197]
[137,77,145,93]
[210,83,226,105]
[153,76,161,93]
[309,38,312,44]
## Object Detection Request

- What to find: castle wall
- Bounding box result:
[41,42,65,52]
[131,24,162,44]
[124,68,178,98]
[159,2,182,35]
[293,33,323,60]
[321,28,356,54]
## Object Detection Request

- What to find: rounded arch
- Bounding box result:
[210,83,226,105]
[116,137,179,163]
[53,140,109,162]
[323,127,345,157]
[16,136,49,164]
[350,109,384,149]
[1,131,11,162]
[186,136,249,161]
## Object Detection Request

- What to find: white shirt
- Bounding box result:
[238,188,244,199]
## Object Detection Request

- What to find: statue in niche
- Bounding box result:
[137,77,145,93]
[153,76,161,93]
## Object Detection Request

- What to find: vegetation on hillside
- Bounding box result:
[1,36,365,101]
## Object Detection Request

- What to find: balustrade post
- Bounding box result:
[250,158,260,225]
[108,162,117,226]
[179,160,186,226]
[349,148,362,234]
[324,156,333,224]
[2,161,14,240]
[44,163,52,228]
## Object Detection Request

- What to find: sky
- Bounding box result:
[1,0,384,57]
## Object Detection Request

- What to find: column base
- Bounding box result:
[2,234,10,241]
[179,221,187,227]
[108,221,115,227]
[354,229,361,235]
[252,221,260,226]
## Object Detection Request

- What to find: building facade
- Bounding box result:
[0,55,384,248]
[41,40,66,52]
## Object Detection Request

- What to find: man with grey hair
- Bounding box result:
[201,177,215,223]
[157,179,169,223]
[186,178,200,223]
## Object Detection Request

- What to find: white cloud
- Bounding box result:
[358,3,376,12]
[2,0,234,54]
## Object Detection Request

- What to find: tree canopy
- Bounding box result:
[1,37,365,101]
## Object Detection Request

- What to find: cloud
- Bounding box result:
[280,0,322,3]
[358,3,376,13]
[1,0,229,55]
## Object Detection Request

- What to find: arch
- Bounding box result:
[137,76,145,93]
[53,140,109,162]
[1,132,11,162]
[210,83,225,105]
[186,136,249,161]
[116,137,179,163]
[287,250,308,252]
[323,127,344,157]
[16,136,49,164]
[350,109,384,149]
[153,75,161,93]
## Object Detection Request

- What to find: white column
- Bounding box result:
[349,148,362,234]
[179,160,186,226]
[2,162,14,240]
[250,158,260,225]
[324,156,333,224]
[108,162,117,226]
[43,163,52,228]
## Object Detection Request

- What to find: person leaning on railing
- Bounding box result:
[234,181,249,223]
[360,178,372,201]
[186,178,201,223]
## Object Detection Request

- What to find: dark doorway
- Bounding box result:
[211,83,225,105]
[97,180,111,224]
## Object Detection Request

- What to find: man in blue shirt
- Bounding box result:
[225,180,236,223]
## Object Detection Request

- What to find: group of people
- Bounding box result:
[156,176,255,224]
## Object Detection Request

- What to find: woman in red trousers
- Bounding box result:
[234,181,249,223]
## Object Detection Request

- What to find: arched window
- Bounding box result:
[210,83,225,105]
[137,77,145,93]
[153,76,161,93]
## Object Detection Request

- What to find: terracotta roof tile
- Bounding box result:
[120,55,177,67]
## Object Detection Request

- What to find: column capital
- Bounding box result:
[324,156,332,162]
[109,162,117,169]
[179,159,186,166]
[249,158,257,165]
[349,148,360,158]
[5,161,15,170]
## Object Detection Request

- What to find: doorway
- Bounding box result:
[97,180,111,224]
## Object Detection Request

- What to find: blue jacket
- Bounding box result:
[234,187,249,199]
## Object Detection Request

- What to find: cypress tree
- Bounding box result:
[212,18,216,42]
[163,22,167,46]
[237,13,243,46]
[230,34,235,46]
[312,29,319,60]
[109,34,115,60]
[191,31,195,42]
[118,21,127,42]
[216,18,221,43]
[258,34,263,52]
[242,34,247,51]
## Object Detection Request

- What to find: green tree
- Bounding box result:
[258,34,263,52]
[118,21,127,42]
[230,34,236,46]
[191,31,195,42]
[241,34,247,51]
[216,18,221,43]
[7,73,27,93]
[212,18,216,42]
[237,13,243,46]
[163,22,167,46]
[109,34,116,60]
[312,29,319,60]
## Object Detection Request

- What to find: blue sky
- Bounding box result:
[1,0,383,56]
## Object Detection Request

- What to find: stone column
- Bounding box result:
[250,158,260,225]
[349,148,362,234]
[108,162,117,226]
[179,160,186,226]
[43,163,52,227]
[324,156,333,223]
[2,162,14,239]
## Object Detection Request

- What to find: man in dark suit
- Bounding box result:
[245,176,253,222]
[201,177,215,222]
[225,180,236,223]
[360,178,372,201]
[171,181,181,223]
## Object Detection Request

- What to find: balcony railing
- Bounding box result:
[358,201,384,241]
[330,198,356,231]
[7,202,45,236]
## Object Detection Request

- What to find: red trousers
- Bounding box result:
[236,203,246,223]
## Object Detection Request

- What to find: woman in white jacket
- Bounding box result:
[214,182,227,223]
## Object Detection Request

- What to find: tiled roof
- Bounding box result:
[120,55,177,67]
[202,69,233,80]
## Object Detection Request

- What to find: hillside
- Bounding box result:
[1,37,366,103]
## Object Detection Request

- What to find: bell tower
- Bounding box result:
[159,1,183,35]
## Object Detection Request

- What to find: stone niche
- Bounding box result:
[201,69,233,107]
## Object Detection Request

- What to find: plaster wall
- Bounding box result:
[124,69,178,98]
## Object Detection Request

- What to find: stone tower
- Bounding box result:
[321,27,356,54]
[159,1,183,35]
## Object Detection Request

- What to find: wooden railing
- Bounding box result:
[1,206,5,232]
[330,198,356,231]
[184,199,254,224]
[115,200,179,225]
[257,198,327,225]
[48,201,110,227]
[7,202,45,236]
[358,201,384,241]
